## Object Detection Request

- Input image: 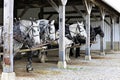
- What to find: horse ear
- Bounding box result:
[50,20,55,25]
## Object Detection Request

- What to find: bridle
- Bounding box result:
[69,23,83,37]
[39,22,55,41]
[19,20,34,36]
[69,23,85,43]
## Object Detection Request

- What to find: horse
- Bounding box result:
[13,20,36,72]
[35,19,56,43]
[31,19,56,62]
[71,25,104,58]
[50,21,87,62]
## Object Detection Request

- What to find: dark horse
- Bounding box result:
[70,25,104,58]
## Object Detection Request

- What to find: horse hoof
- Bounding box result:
[26,67,33,72]
[26,65,33,72]
[66,60,71,63]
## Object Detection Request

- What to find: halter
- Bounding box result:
[39,21,55,41]
[31,27,40,37]
[69,23,86,43]
[94,26,104,37]
[69,24,82,37]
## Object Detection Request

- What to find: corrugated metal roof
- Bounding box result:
[102,0,120,13]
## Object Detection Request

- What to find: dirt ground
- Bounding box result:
[0,50,120,80]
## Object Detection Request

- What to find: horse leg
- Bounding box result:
[69,44,74,56]
[75,47,80,58]
[66,48,71,63]
[38,51,47,63]
[70,48,73,56]
[26,51,33,72]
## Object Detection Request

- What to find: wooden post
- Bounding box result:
[57,0,67,68]
[110,16,115,51]
[1,0,15,80]
[84,0,92,60]
[119,17,120,50]
[100,8,105,56]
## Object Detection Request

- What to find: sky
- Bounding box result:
[102,0,120,13]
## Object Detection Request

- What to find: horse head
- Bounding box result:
[48,20,56,41]
[94,25,104,38]
[77,21,87,39]
[31,26,41,45]
[14,20,35,47]
[69,21,87,43]
[36,19,56,43]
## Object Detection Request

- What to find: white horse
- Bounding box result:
[69,22,87,58]
[55,21,87,62]
[0,21,37,72]
[13,20,37,72]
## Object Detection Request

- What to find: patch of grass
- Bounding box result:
[66,67,83,71]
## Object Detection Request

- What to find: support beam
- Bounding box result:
[47,0,59,13]
[57,0,67,68]
[18,6,29,18]
[83,0,92,60]
[47,14,53,20]
[65,17,71,23]
[72,6,86,20]
[110,16,115,51]
[100,8,105,56]
[119,17,120,50]
[1,0,15,80]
